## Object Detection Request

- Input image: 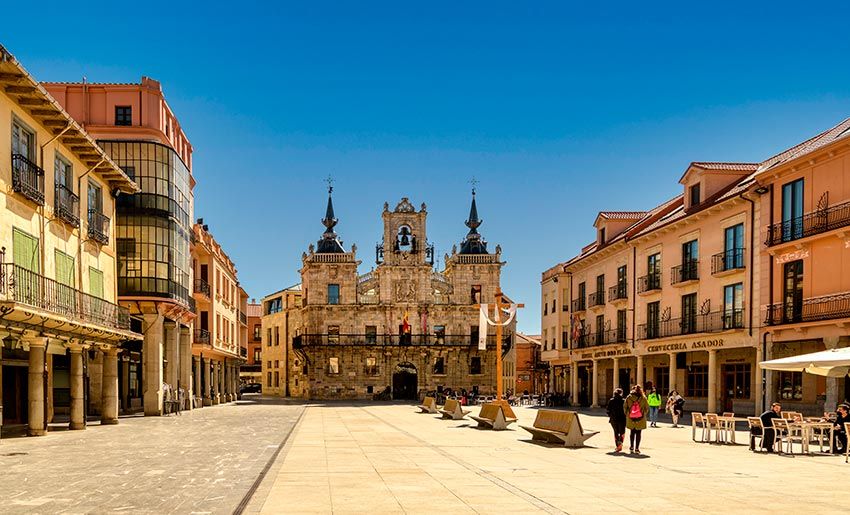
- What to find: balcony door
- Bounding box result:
[647,301,660,339]
[682,240,698,280]
[681,293,697,334]
[12,121,34,160]
[617,265,627,298]
[724,224,744,269]
[595,274,604,297]
[783,260,803,323]
[781,179,804,241]
[647,253,661,288]
[723,283,743,329]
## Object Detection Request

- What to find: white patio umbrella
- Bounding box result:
[760,347,850,377]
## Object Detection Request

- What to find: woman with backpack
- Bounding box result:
[623,385,649,454]
[606,388,627,452]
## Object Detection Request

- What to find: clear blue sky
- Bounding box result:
[6,2,850,333]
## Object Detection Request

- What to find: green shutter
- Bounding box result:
[55,250,75,287]
[13,228,39,273]
[89,267,104,299]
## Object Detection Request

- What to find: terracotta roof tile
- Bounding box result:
[690,162,759,171]
[597,211,647,220]
[758,117,850,173]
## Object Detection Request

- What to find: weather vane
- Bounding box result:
[325,175,334,194]
[469,176,478,195]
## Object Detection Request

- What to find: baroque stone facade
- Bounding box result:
[269,190,513,400]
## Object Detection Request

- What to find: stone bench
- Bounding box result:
[520,409,598,447]
[439,398,470,420]
[470,402,517,430]
[417,396,439,414]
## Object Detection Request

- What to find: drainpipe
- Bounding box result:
[765,184,775,409]
[631,246,637,348]
[77,159,105,290]
[738,191,756,337]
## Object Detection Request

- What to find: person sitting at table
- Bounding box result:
[832,403,850,454]
[760,402,782,453]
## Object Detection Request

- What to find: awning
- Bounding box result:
[759,347,850,377]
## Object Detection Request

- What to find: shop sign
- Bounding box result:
[645,338,725,354]
[579,348,632,360]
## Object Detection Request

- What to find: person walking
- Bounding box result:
[666,390,684,428]
[647,387,662,427]
[624,385,649,454]
[606,388,627,452]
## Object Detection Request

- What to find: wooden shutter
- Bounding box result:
[13,228,39,273]
[55,250,75,287]
[89,267,104,298]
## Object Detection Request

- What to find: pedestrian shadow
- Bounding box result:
[605,450,651,459]
[519,438,598,450]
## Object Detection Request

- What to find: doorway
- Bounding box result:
[392,362,418,400]
[2,363,28,425]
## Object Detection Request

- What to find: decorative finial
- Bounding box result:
[469,176,478,195]
[325,175,334,195]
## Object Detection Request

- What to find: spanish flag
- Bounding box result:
[402,311,411,334]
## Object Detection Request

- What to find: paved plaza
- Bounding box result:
[2,400,848,514]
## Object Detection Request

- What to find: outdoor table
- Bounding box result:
[788,421,834,454]
[715,415,748,444]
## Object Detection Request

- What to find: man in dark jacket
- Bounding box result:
[606,388,627,452]
[833,404,849,454]
[760,402,782,452]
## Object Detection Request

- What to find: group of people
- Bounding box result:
[605,386,685,454]
[756,401,850,454]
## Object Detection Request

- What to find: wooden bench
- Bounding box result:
[417,396,439,414]
[439,398,471,420]
[520,409,598,447]
[470,402,517,430]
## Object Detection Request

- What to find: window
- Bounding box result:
[267,372,272,387]
[365,357,378,376]
[87,180,103,221]
[724,224,744,269]
[253,324,261,341]
[327,284,340,304]
[655,367,670,396]
[543,297,548,316]
[470,356,482,375]
[274,360,279,368]
[13,227,40,273]
[328,325,339,344]
[616,265,627,298]
[646,301,660,339]
[274,326,280,346]
[267,360,272,368]
[781,178,804,241]
[723,364,751,400]
[595,314,604,342]
[599,227,606,244]
[682,239,698,280]
[328,357,339,374]
[471,285,482,304]
[777,371,803,401]
[54,153,73,206]
[267,328,272,347]
[89,267,104,299]
[687,365,708,398]
[253,348,260,362]
[783,260,803,323]
[122,165,135,180]
[12,120,35,159]
[617,309,627,342]
[681,293,697,334]
[115,105,132,126]
[365,325,377,344]
[552,298,556,312]
[576,282,586,310]
[561,329,568,349]
[689,183,701,207]
[274,372,279,387]
[470,325,479,346]
[595,274,604,297]
[647,253,661,289]
[434,325,445,345]
[433,356,445,375]
[266,297,282,314]
[723,283,744,329]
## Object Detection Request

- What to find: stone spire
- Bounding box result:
[459,188,488,254]
[316,184,345,253]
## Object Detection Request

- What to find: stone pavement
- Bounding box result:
[250,403,848,514]
[0,396,304,514]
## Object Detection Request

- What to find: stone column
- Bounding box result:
[570,362,578,406]
[193,356,202,408]
[202,358,212,406]
[824,337,840,410]
[754,345,764,416]
[143,314,164,416]
[69,344,86,430]
[27,337,47,436]
[668,352,677,394]
[591,359,599,408]
[179,326,193,410]
[164,321,179,389]
[636,355,644,388]
[707,349,718,413]
[212,360,220,405]
[102,347,119,425]
[612,357,620,392]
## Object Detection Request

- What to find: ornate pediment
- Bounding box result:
[394,197,415,213]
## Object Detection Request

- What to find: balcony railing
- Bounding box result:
[576,329,627,348]
[293,333,499,348]
[637,273,662,294]
[588,291,605,307]
[0,263,130,331]
[765,292,850,326]
[194,278,211,298]
[571,298,586,312]
[608,284,628,302]
[671,260,699,285]
[54,184,80,227]
[194,328,210,344]
[11,154,45,205]
[711,248,745,275]
[87,210,110,245]
[239,310,247,325]
[188,296,196,314]
[638,309,744,339]
[766,200,850,246]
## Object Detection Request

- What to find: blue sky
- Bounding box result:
[5,2,850,332]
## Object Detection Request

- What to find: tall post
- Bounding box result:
[101,347,119,425]
[27,337,48,436]
[495,290,504,401]
[68,344,85,430]
[636,355,644,388]
[612,357,620,392]
[707,349,718,413]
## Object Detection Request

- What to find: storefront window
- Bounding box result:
[687,365,708,398]
[777,371,803,401]
[723,363,751,399]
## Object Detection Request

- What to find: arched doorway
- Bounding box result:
[392,362,418,400]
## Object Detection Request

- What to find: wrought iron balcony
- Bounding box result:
[188,296,197,314]
[0,262,130,331]
[193,278,211,298]
[87,209,110,245]
[711,248,745,275]
[588,291,605,308]
[240,310,247,325]
[765,292,850,325]
[571,297,586,312]
[638,309,744,340]
[54,184,80,227]
[11,153,45,205]
[766,199,850,246]
[194,328,210,344]
[609,284,628,302]
[671,260,699,285]
[576,329,627,348]
[637,272,662,294]
[293,333,498,348]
